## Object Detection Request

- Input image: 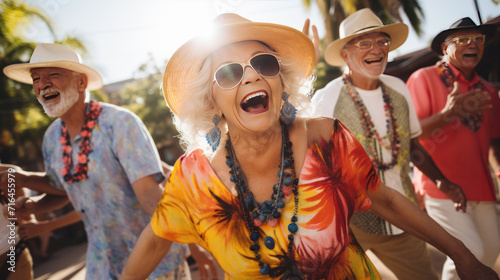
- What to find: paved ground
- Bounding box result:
[31,242,500,280]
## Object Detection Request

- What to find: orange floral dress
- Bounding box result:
[152,121,381,279]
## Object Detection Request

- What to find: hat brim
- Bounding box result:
[3,60,103,90]
[431,24,497,55]
[163,22,315,116]
[324,22,409,66]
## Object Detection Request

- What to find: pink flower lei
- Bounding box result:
[60,101,102,183]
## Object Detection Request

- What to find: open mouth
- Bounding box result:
[41,89,60,101]
[240,91,269,113]
[463,53,478,58]
[365,57,383,64]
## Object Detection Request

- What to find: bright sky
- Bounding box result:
[23,0,500,85]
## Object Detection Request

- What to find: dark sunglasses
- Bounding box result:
[213,53,281,90]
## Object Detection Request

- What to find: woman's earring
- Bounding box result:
[280,92,296,125]
[206,114,222,152]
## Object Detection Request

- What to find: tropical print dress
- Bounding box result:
[152,120,381,279]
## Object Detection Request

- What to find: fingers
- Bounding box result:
[193,252,218,280]
[15,196,30,208]
[438,181,467,213]
[448,87,492,119]
[460,91,492,114]
[18,222,40,240]
[208,259,219,280]
[302,18,320,65]
[197,262,218,280]
[450,187,467,213]
[312,24,320,64]
[454,202,466,213]
[302,18,311,35]
[198,263,208,280]
[3,196,34,220]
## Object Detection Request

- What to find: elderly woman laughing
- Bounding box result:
[120,14,499,280]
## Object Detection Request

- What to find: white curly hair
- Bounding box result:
[172,41,314,158]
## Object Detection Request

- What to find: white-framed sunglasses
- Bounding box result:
[213,53,281,90]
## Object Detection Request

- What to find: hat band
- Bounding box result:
[350,25,382,36]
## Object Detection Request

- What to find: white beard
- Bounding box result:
[38,87,79,117]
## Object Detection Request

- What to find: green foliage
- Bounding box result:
[105,57,183,163]
[312,57,343,94]
[119,74,179,144]
[0,0,88,165]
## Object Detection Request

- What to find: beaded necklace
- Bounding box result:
[225,121,300,277]
[60,101,102,183]
[342,74,400,171]
[436,61,483,132]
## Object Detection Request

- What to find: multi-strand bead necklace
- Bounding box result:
[225,121,300,277]
[342,74,400,171]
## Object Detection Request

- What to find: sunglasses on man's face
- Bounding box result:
[446,34,485,47]
[213,53,281,90]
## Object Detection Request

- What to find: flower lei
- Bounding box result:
[60,101,102,183]
[436,61,483,132]
[342,74,400,171]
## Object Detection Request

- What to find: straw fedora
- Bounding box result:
[163,13,315,116]
[3,43,103,90]
[431,17,497,55]
[324,8,408,66]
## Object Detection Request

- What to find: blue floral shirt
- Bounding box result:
[42,102,188,280]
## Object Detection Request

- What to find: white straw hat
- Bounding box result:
[324,8,409,66]
[3,43,103,90]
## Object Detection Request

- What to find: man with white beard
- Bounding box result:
[1,43,216,280]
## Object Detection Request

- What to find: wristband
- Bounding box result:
[495,171,500,178]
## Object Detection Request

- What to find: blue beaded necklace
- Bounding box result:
[225,121,300,277]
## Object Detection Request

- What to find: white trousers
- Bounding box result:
[425,196,500,280]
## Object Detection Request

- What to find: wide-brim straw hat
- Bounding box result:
[3,43,103,90]
[324,8,408,66]
[163,13,315,116]
[431,17,497,55]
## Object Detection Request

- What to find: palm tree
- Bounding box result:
[0,0,86,165]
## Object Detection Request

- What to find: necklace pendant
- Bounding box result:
[264,236,275,249]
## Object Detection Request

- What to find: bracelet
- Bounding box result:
[495,171,500,178]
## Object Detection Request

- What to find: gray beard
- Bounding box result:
[38,88,79,117]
